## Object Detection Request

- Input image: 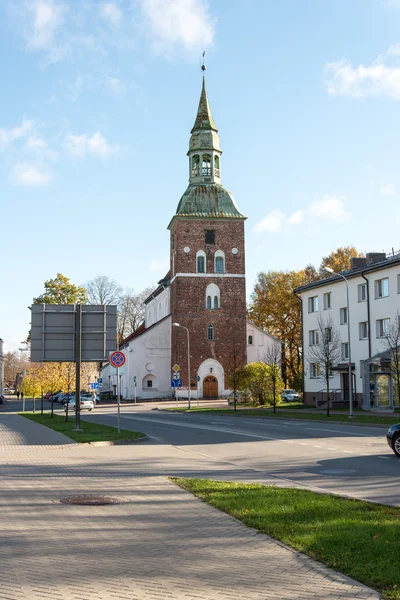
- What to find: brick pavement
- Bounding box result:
[0,414,381,600]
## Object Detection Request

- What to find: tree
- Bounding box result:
[239,361,284,406]
[320,246,362,276]
[248,270,307,385]
[263,342,284,413]
[3,351,30,387]
[307,315,342,417]
[227,331,247,412]
[85,275,122,305]
[118,287,154,342]
[382,313,400,407]
[33,273,87,305]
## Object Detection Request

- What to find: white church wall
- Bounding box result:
[145,287,170,328]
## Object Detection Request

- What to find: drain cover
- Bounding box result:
[60,495,121,505]
[320,469,356,475]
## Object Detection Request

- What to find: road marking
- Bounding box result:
[313,445,322,448]
[302,425,382,438]
[378,456,390,460]
[343,450,353,454]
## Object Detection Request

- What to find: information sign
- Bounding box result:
[110,351,126,368]
[171,379,182,388]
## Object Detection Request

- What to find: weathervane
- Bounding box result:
[201,51,206,72]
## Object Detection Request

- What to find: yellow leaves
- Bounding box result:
[22,362,99,395]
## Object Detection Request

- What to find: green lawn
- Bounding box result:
[166,405,400,425]
[20,413,146,443]
[173,479,400,600]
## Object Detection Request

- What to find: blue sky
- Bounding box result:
[1,0,400,352]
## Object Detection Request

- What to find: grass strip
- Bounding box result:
[20,413,145,443]
[166,406,400,425]
[173,479,400,600]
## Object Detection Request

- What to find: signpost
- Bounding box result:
[133,376,137,404]
[171,379,183,387]
[172,364,181,404]
[91,383,99,390]
[110,351,126,433]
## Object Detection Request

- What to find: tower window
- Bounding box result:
[206,283,220,310]
[171,233,174,249]
[202,153,211,176]
[205,230,215,244]
[248,335,253,345]
[213,296,219,309]
[214,155,220,177]
[196,250,206,273]
[214,250,225,274]
[206,295,211,309]
[191,154,200,176]
[207,324,214,341]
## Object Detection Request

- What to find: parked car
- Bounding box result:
[48,391,62,402]
[386,424,400,458]
[81,393,100,405]
[64,397,94,412]
[281,389,300,402]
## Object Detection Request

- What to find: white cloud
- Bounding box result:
[288,209,305,225]
[20,0,68,62]
[100,2,122,26]
[149,257,169,272]
[11,162,52,186]
[25,136,47,150]
[325,46,400,99]
[380,184,395,195]
[108,77,124,93]
[65,132,118,158]
[310,194,351,222]
[0,119,33,149]
[253,209,285,233]
[140,0,215,54]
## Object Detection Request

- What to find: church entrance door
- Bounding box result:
[203,376,218,399]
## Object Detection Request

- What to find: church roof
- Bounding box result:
[191,77,217,133]
[171,183,246,224]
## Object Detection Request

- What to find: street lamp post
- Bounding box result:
[173,323,191,409]
[323,267,353,418]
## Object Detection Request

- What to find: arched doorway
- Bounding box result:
[203,376,218,398]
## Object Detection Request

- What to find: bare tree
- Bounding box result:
[85,276,122,305]
[4,351,30,388]
[118,287,155,342]
[307,315,342,417]
[263,341,284,414]
[382,312,400,407]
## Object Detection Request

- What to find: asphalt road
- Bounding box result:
[77,405,400,507]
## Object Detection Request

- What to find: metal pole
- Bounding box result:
[186,327,191,410]
[134,378,137,403]
[23,395,25,413]
[117,367,120,433]
[345,279,354,418]
[74,304,82,431]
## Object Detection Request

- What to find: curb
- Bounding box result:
[85,435,149,446]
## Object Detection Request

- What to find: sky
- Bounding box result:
[1,0,400,353]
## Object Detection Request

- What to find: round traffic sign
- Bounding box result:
[110,351,126,368]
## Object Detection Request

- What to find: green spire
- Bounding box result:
[191,76,218,133]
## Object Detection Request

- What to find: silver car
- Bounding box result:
[64,397,94,412]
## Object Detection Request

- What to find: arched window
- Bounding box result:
[248,335,253,345]
[207,324,214,341]
[142,374,156,390]
[202,153,211,176]
[214,250,225,274]
[196,250,206,273]
[192,154,200,176]
[214,155,220,176]
[205,283,220,309]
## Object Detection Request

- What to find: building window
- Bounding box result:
[376,318,390,338]
[310,363,320,378]
[191,154,200,176]
[340,307,348,325]
[360,360,365,378]
[341,342,349,360]
[147,380,153,388]
[375,277,389,298]
[323,293,331,310]
[171,233,175,249]
[202,153,211,176]
[358,283,366,302]
[214,155,220,176]
[309,330,319,346]
[196,250,206,273]
[205,283,220,309]
[325,327,332,343]
[205,230,215,244]
[214,250,225,274]
[207,324,214,341]
[248,335,253,345]
[308,296,318,313]
[359,321,369,339]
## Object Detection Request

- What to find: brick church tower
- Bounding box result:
[168,76,247,399]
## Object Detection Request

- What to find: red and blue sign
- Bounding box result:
[109,351,126,368]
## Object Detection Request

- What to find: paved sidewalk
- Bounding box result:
[0,414,380,600]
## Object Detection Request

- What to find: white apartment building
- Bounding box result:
[295,252,400,410]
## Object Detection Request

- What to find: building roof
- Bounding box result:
[294,252,400,294]
[143,273,170,305]
[170,183,246,225]
[191,76,217,133]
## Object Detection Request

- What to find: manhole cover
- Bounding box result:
[320,469,356,476]
[60,495,121,505]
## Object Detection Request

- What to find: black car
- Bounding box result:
[386,424,400,457]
